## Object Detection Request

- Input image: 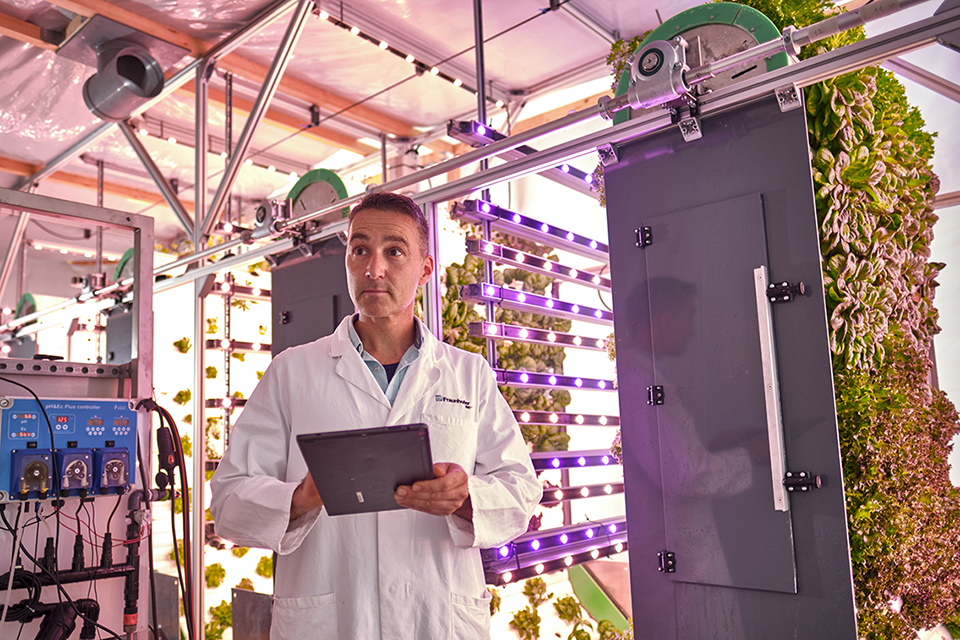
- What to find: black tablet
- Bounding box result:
[296,424,433,516]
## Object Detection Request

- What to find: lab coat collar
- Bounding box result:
[328,316,443,415]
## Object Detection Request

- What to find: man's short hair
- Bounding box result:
[348,192,429,258]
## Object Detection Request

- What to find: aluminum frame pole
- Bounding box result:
[201,0,314,239]
[119,122,195,235]
[13,0,300,191]
[422,202,442,339]
[0,212,30,306]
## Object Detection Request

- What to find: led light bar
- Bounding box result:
[484,517,627,563]
[213,284,271,299]
[205,397,247,409]
[484,540,629,586]
[204,339,271,353]
[451,200,608,262]
[496,368,614,391]
[447,120,596,198]
[469,322,608,352]
[540,482,625,504]
[460,283,613,326]
[530,449,621,471]
[466,240,610,292]
[514,411,619,427]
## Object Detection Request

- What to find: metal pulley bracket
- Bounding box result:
[624,37,692,111]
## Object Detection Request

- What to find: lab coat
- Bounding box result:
[210,316,541,640]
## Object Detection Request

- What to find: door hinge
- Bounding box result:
[647,385,664,405]
[658,550,676,573]
[636,226,652,247]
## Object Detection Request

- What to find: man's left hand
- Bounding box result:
[395,462,472,520]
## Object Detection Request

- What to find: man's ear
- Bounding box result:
[419,254,435,285]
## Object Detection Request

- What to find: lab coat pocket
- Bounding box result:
[421,412,479,471]
[450,591,491,639]
[271,592,339,639]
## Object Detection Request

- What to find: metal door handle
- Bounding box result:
[754,266,790,512]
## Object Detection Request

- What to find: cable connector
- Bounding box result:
[72,533,85,572]
[135,398,160,412]
[101,532,113,568]
[42,536,57,573]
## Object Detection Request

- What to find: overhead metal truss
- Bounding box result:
[1,3,958,637]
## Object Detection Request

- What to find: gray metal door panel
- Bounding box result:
[644,193,797,594]
[604,95,857,640]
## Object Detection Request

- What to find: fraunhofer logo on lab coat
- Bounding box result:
[434,394,472,410]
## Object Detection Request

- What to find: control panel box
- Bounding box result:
[0,396,138,502]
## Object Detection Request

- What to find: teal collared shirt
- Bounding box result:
[347,315,422,406]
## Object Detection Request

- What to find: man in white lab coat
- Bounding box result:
[210,192,541,639]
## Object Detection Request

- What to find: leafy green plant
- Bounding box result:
[205,366,218,379]
[836,332,960,637]
[232,352,245,362]
[173,337,191,354]
[173,389,191,406]
[206,318,219,335]
[180,434,192,458]
[169,540,184,564]
[554,595,593,639]
[522,577,553,607]
[488,586,501,615]
[256,370,264,381]
[231,547,250,558]
[182,414,192,425]
[235,577,254,591]
[255,555,273,579]
[205,563,226,589]
[205,600,231,640]
[509,606,541,640]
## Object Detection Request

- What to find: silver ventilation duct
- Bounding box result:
[82,40,164,121]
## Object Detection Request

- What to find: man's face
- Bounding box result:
[345,208,433,322]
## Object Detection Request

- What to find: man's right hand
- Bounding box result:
[290,472,323,521]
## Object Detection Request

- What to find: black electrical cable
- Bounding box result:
[137,400,195,640]
[136,441,160,640]
[0,507,123,640]
[0,376,63,603]
[29,219,89,241]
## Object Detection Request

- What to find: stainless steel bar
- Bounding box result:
[195,61,210,250]
[753,266,789,512]
[792,0,930,47]
[0,212,30,306]
[422,202,443,339]
[381,133,388,184]
[686,38,788,86]
[697,3,960,114]
[119,122,195,235]
[276,104,603,231]
[190,59,210,640]
[883,56,960,103]
[191,279,206,640]
[130,217,154,401]
[202,0,314,239]
[154,219,349,294]
[13,0,300,191]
